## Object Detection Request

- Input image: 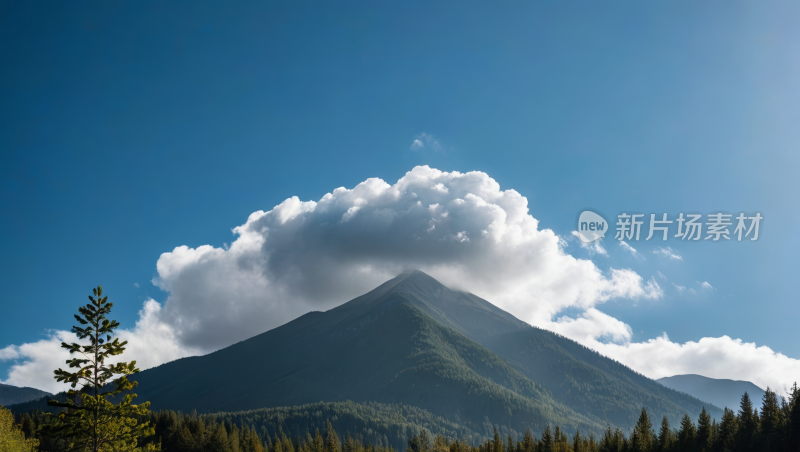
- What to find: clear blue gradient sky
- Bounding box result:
[1,1,798,384]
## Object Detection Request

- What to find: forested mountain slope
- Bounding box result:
[34,271,721,433]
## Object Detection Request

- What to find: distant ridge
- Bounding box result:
[657,374,766,411]
[0,383,51,406]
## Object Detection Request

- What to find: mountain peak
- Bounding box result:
[338,270,529,343]
[387,269,449,293]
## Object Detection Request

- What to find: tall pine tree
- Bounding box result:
[737,392,758,452]
[678,414,696,452]
[657,416,674,452]
[46,286,155,452]
[631,408,654,452]
[715,408,739,452]
[696,408,713,452]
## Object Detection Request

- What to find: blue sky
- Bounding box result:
[1,1,799,391]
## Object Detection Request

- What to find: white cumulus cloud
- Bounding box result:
[3,166,797,396]
[590,335,800,398]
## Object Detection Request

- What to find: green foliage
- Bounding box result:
[0,405,39,452]
[714,408,739,452]
[787,383,800,452]
[656,416,673,452]
[696,408,712,452]
[45,286,155,452]
[736,393,757,452]
[630,408,654,452]
[15,400,800,452]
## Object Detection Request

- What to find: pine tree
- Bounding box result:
[677,414,695,452]
[523,428,536,452]
[574,430,583,452]
[283,431,296,452]
[696,408,712,452]
[313,429,325,452]
[757,388,782,452]
[273,433,284,452]
[176,423,199,452]
[789,382,800,452]
[247,426,265,452]
[631,408,654,452]
[20,413,35,440]
[657,416,673,452]
[541,426,554,452]
[714,408,739,452]
[46,286,155,452]
[230,424,241,452]
[208,424,233,452]
[737,392,758,452]
[325,421,341,452]
[492,428,502,452]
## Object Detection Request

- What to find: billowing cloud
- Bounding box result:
[3,166,797,396]
[149,165,659,350]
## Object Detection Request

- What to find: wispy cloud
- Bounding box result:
[619,241,642,259]
[698,281,714,290]
[570,232,608,256]
[410,133,444,153]
[672,282,686,293]
[657,271,666,280]
[653,246,683,261]
[134,282,140,288]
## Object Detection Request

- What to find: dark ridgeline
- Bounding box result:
[0,383,51,406]
[657,375,767,413]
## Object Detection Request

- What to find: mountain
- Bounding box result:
[125,271,598,434]
[0,383,51,406]
[657,374,766,411]
[21,271,721,434]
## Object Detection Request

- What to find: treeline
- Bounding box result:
[410,386,800,452]
[11,400,487,452]
[8,386,799,452]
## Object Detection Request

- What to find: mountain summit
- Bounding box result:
[126,271,720,432]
